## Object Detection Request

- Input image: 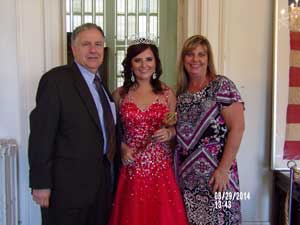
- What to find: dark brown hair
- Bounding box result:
[121,43,163,96]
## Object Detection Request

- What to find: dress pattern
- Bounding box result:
[109,90,189,225]
[175,75,244,225]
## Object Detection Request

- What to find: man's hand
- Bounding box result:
[121,142,135,165]
[32,189,51,208]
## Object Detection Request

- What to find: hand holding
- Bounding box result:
[152,127,173,143]
[162,112,177,126]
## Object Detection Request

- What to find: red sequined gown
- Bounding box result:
[109,92,189,225]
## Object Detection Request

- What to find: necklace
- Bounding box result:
[188,79,209,93]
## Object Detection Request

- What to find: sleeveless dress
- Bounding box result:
[175,75,244,225]
[109,90,189,225]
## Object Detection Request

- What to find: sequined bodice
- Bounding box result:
[119,93,173,177]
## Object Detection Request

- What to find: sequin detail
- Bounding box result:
[109,89,189,225]
[120,94,172,178]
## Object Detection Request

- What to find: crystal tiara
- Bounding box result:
[128,37,156,46]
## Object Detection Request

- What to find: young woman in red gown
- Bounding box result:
[109,38,189,225]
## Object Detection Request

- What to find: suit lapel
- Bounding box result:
[71,63,101,131]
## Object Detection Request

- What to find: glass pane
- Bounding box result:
[117,50,125,75]
[117,0,125,13]
[73,15,82,29]
[138,15,147,36]
[95,0,103,13]
[66,15,71,32]
[73,0,82,13]
[96,16,104,29]
[117,16,125,40]
[117,77,124,87]
[127,16,136,38]
[149,0,157,13]
[84,15,93,23]
[139,0,147,13]
[128,0,136,13]
[149,16,157,36]
[84,0,92,13]
[66,0,70,13]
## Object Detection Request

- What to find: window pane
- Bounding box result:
[117,16,125,40]
[73,15,82,29]
[66,15,71,32]
[128,0,136,13]
[127,16,136,38]
[117,77,124,87]
[138,16,147,35]
[117,50,125,75]
[73,0,82,13]
[139,0,147,13]
[149,0,157,13]
[84,0,92,13]
[149,16,157,36]
[96,16,104,28]
[95,0,103,13]
[66,0,70,13]
[117,0,125,13]
[84,15,93,23]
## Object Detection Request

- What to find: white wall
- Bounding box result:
[0,0,24,222]
[223,0,273,223]
[1,0,273,224]
[0,0,20,139]
[1,0,63,224]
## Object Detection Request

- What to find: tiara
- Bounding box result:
[127,33,158,46]
[128,37,156,46]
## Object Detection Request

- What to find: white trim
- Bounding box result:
[15,0,36,223]
[62,0,68,64]
[200,0,208,35]
[43,0,64,70]
[176,0,184,54]
[186,0,201,37]
[217,0,225,75]
[200,0,225,75]
[176,0,202,59]
[15,1,63,224]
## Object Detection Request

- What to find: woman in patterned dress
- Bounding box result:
[175,35,245,225]
[109,38,189,225]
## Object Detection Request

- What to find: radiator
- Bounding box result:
[0,139,18,225]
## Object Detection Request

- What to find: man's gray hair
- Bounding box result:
[71,23,104,45]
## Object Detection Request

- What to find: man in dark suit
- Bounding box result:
[28,23,121,225]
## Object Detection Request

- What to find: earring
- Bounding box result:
[131,72,135,82]
[152,72,157,79]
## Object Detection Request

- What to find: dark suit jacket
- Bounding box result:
[28,63,121,209]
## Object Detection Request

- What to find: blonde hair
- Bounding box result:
[176,35,217,96]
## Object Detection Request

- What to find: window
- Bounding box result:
[115,0,159,86]
[65,0,160,88]
[65,0,105,33]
